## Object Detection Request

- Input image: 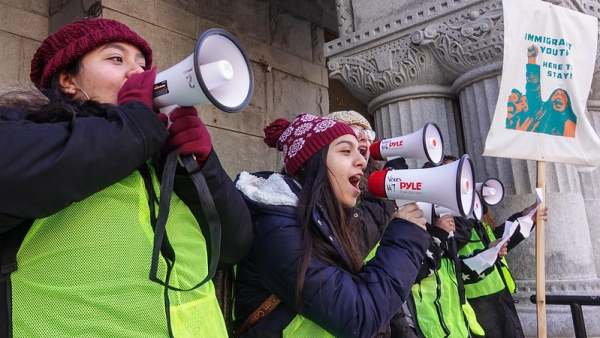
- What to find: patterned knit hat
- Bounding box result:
[30,18,153,89]
[327,110,372,131]
[263,113,355,176]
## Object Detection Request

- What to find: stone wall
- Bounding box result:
[0,0,338,179]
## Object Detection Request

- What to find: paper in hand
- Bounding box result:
[462,247,500,274]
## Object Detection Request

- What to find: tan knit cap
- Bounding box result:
[327,110,372,131]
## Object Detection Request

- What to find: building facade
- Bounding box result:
[325,0,600,336]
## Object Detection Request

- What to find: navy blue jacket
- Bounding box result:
[234,171,430,338]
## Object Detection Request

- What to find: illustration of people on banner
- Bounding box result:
[505,45,577,138]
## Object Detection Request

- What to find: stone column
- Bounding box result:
[369,85,461,167]
[583,102,600,278]
[326,0,600,336]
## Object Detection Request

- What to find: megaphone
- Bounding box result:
[153,28,253,113]
[417,190,484,224]
[369,122,444,166]
[476,178,504,206]
[369,154,475,217]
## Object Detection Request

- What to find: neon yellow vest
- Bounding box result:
[457,223,516,299]
[483,224,516,293]
[11,166,226,337]
[411,258,485,337]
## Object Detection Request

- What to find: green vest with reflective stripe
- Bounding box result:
[11,166,226,337]
[458,223,516,299]
[483,224,516,293]
[411,258,484,337]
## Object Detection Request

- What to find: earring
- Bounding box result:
[75,88,90,100]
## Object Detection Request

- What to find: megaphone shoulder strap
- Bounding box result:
[148,151,221,291]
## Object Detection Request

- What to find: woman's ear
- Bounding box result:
[58,72,77,96]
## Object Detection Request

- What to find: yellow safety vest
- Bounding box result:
[457,222,516,299]
[11,165,226,337]
[411,258,485,337]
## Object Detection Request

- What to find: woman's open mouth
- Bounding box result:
[349,174,363,193]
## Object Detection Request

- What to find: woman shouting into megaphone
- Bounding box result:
[233,113,429,338]
[0,18,252,338]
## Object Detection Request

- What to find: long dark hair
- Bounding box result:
[292,145,364,311]
[359,157,383,198]
[0,57,115,125]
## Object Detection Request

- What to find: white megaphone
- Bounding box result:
[417,191,484,224]
[368,154,475,217]
[369,122,444,166]
[476,178,504,206]
[153,28,253,113]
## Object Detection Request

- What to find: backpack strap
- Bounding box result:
[234,294,281,338]
[1,220,33,338]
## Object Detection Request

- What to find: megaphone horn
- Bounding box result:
[476,178,504,206]
[368,154,475,217]
[370,122,444,166]
[431,190,484,221]
[153,28,254,113]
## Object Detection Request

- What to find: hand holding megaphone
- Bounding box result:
[163,106,212,166]
[117,67,158,109]
[152,28,253,114]
[394,202,427,230]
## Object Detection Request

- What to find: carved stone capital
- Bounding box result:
[327,42,429,102]
[411,2,504,77]
[326,0,506,102]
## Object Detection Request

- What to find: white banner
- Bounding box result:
[483,0,600,171]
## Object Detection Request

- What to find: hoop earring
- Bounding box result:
[75,87,90,100]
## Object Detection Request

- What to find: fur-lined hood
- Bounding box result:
[235,171,299,207]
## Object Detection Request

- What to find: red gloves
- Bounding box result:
[117,67,157,108]
[163,106,212,166]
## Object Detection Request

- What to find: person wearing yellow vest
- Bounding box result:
[233,113,430,337]
[457,204,547,338]
[409,213,485,338]
[406,155,485,338]
[0,18,252,337]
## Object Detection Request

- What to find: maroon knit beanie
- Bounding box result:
[30,18,153,89]
[263,113,356,176]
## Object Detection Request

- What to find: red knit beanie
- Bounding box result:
[30,18,153,89]
[263,113,356,176]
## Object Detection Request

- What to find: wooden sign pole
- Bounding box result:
[536,160,547,338]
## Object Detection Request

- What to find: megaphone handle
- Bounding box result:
[159,104,179,129]
[395,199,414,208]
